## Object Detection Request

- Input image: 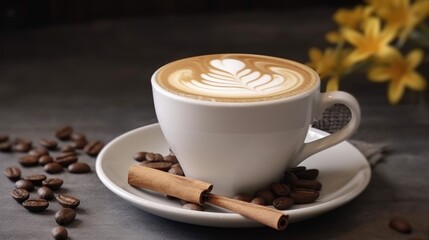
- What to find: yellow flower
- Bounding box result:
[368,49,427,104]
[342,17,396,66]
[371,0,429,45]
[333,5,373,29]
[307,47,350,91]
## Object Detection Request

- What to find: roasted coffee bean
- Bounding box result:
[15,179,34,191]
[60,145,76,153]
[51,226,68,240]
[71,132,86,141]
[84,140,104,157]
[22,198,49,212]
[19,155,39,167]
[56,126,73,140]
[250,197,266,205]
[44,162,64,174]
[273,197,294,210]
[271,183,291,196]
[168,166,184,176]
[4,166,21,181]
[232,194,253,202]
[389,217,412,234]
[40,138,58,150]
[55,154,78,167]
[163,154,178,163]
[13,138,32,152]
[140,161,172,171]
[0,133,9,142]
[133,151,148,162]
[290,189,320,204]
[57,151,77,158]
[56,194,80,209]
[37,186,54,200]
[24,174,47,185]
[42,178,63,190]
[55,208,76,225]
[281,171,299,185]
[68,162,91,173]
[29,148,49,157]
[71,139,87,149]
[293,179,322,191]
[182,203,203,211]
[294,169,319,180]
[255,189,276,204]
[289,166,306,173]
[11,188,30,203]
[144,152,164,161]
[0,141,12,152]
[39,155,54,166]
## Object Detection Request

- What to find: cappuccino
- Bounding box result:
[156,54,318,102]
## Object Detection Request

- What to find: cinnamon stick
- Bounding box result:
[128,165,288,230]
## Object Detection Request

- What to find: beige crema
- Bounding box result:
[156,53,318,102]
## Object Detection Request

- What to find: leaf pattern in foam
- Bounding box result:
[198,59,285,93]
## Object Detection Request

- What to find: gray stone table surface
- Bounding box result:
[1,7,429,240]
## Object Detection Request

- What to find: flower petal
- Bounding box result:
[405,72,428,91]
[326,77,340,91]
[364,17,380,38]
[342,28,363,46]
[309,48,322,61]
[345,49,371,66]
[325,31,341,43]
[388,80,405,104]
[406,49,423,69]
[368,67,391,82]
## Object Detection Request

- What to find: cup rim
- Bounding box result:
[151,53,321,106]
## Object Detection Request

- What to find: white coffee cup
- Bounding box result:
[151,53,360,197]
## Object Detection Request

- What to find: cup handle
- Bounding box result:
[290,91,361,167]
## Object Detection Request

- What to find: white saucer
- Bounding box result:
[96,123,371,228]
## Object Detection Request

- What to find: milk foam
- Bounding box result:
[156,54,318,102]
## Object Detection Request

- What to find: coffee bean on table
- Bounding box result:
[11,188,30,203]
[56,194,80,209]
[71,132,86,141]
[39,155,54,166]
[273,197,294,210]
[140,161,172,171]
[37,186,54,200]
[29,148,50,157]
[56,126,73,140]
[13,138,32,152]
[4,166,21,181]
[289,189,320,204]
[68,162,91,173]
[0,141,12,152]
[84,140,104,157]
[44,162,64,174]
[22,198,49,212]
[19,155,39,167]
[60,145,76,153]
[15,179,34,191]
[0,133,9,142]
[55,208,76,225]
[71,139,87,150]
[51,226,68,240]
[39,138,58,150]
[24,174,47,185]
[42,178,63,190]
[389,217,412,234]
[55,154,78,167]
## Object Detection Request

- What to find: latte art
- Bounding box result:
[156,54,318,102]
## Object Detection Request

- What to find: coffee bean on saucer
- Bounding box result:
[0,133,9,142]
[273,197,294,210]
[163,154,178,164]
[15,179,34,191]
[51,226,68,240]
[24,174,47,185]
[255,189,275,204]
[37,186,54,200]
[289,189,320,204]
[13,138,32,152]
[45,162,64,174]
[293,179,322,191]
[23,198,49,212]
[56,194,80,209]
[29,148,50,158]
[250,197,266,205]
[39,155,54,166]
[55,154,78,167]
[271,183,291,196]
[56,126,73,140]
[140,161,172,171]
[68,162,91,173]
[40,138,58,150]
[182,203,203,211]
[232,194,253,202]
[281,171,298,185]
[11,188,30,203]
[389,217,412,234]
[42,178,63,190]
[294,169,319,180]
[0,141,12,152]
[145,152,164,161]
[55,208,76,225]
[4,166,21,181]
[168,165,184,176]
[19,155,39,167]
[84,140,103,157]
[133,151,148,162]
[289,166,306,174]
